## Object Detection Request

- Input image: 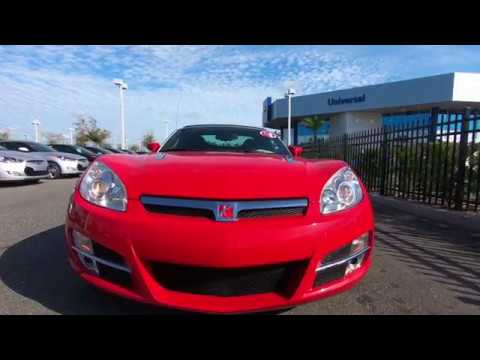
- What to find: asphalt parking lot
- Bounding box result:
[0,178,479,315]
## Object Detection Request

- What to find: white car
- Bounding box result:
[0,145,49,183]
[0,141,89,179]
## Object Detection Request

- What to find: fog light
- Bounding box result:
[351,232,369,254]
[345,232,369,275]
[73,230,93,254]
[345,253,365,275]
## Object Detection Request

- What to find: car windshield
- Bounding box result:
[28,143,56,152]
[0,145,6,150]
[74,146,96,157]
[162,126,290,156]
[86,146,112,154]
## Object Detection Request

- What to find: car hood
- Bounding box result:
[34,151,88,161]
[99,152,346,200]
[0,150,46,161]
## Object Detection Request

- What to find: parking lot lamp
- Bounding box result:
[113,79,128,150]
[164,120,169,141]
[69,127,74,145]
[32,119,40,142]
[285,88,296,146]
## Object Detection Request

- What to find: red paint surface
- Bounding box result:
[65,152,375,313]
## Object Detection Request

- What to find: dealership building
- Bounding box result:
[262,72,480,145]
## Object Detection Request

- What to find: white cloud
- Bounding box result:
[0,45,403,143]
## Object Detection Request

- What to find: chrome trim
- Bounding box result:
[315,247,370,272]
[140,196,308,222]
[155,152,167,160]
[72,246,131,273]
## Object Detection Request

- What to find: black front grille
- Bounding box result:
[142,204,215,220]
[150,261,308,297]
[77,164,87,171]
[24,167,48,176]
[238,206,305,219]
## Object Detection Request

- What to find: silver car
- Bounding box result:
[0,145,49,183]
[0,141,89,179]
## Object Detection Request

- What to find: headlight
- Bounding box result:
[79,161,127,211]
[55,155,76,161]
[320,166,363,214]
[0,155,23,163]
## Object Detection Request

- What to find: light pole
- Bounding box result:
[32,119,41,143]
[69,127,74,145]
[285,88,296,146]
[164,120,169,141]
[113,79,128,150]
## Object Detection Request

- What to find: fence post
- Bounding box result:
[380,126,388,196]
[343,134,348,162]
[454,107,471,210]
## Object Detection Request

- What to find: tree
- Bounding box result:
[142,131,156,148]
[0,131,9,140]
[74,114,110,145]
[302,115,327,146]
[129,144,140,153]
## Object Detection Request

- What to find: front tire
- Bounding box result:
[47,162,62,179]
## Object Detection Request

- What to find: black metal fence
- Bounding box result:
[306,111,480,212]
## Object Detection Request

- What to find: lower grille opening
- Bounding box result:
[97,263,132,288]
[89,241,131,288]
[150,261,308,297]
[314,264,347,288]
[322,243,352,264]
[24,167,48,176]
[92,242,126,265]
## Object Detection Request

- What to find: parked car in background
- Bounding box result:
[0,145,49,183]
[83,146,114,156]
[0,141,89,179]
[49,144,98,163]
[103,146,125,154]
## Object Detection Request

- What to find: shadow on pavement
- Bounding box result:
[0,180,44,188]
[373,201,480,307]
[0,225,194,314]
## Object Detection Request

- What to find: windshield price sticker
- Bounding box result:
[260,130,279,139]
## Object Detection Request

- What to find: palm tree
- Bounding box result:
[302,115,326,146]
[0,131,9,141]
[142,131,156,148]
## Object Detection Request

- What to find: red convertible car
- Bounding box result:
[65,124,374,314]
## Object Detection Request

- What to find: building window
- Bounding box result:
[297,120,330,145]
[382,111,432,128]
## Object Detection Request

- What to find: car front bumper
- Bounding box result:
[58,159,89,175]
[65,192,375,314]
[0,161,49,181]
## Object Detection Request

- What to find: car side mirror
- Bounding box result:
[288,145,304,157]
[147,142,161,153]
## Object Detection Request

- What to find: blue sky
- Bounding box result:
[1,45,480,145]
